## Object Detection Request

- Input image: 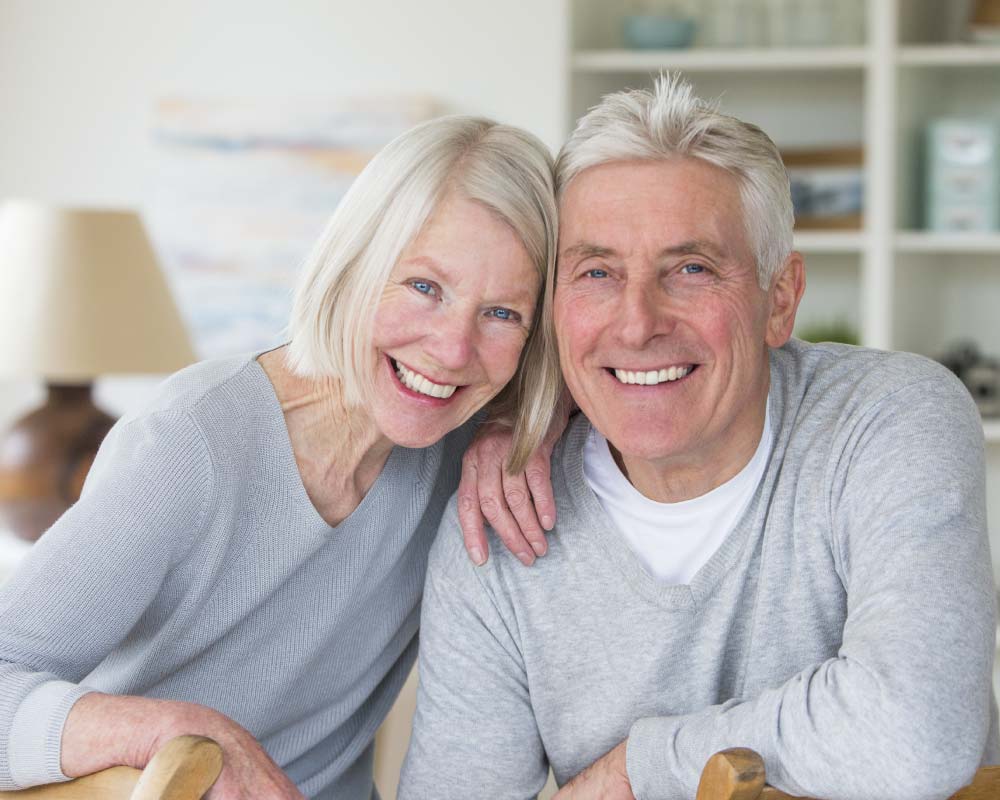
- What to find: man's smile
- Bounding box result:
[606,364,696,386]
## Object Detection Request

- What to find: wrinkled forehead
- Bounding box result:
[556,158,749,261]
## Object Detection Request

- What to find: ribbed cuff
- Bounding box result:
[8,681,93,789]
[626,717,687,800]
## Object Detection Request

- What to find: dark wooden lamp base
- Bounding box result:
[0,384,115,542]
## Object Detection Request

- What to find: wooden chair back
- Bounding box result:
[696,748,1000,800]
[0,735,222,800]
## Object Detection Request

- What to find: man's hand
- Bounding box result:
[457,422,558,566]
[63,693,305,800]
[554,740,634,800]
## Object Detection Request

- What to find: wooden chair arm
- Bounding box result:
[695,748,766,800]
[696,748,1000,800]
[948,766,1000,800]
[130,736,223,800]
[0,736,223,800]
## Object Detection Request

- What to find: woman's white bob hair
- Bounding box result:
[286,115,560,471]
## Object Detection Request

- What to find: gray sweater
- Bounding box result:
[400,340,999,800]
[0,353,473,798]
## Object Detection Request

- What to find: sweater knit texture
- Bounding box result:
[400,340,1000,800]
[0,352,474,798]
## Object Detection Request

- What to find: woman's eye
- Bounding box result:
[681,263,706,275]
[486,307,520,323]
[585,268,609,279]
[408,279,438,296]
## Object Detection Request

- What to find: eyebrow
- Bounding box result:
[560,239,729,262]
[560,243,615,261]
[662,239,729,260]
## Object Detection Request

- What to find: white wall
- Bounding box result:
[0,0,567,204]
[0,0,568,419]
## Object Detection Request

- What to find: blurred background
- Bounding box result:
[1,1,999,796]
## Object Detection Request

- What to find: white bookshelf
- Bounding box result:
[567,0,1000,443]
[898,44,1000,66]
[572,47,870,72]
[985,420,1000,445]
[896,231,1000,252]
[795,231,868,253]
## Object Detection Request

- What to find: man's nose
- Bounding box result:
[617,282,672,348]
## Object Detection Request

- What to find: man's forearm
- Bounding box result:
[625,647,993,800]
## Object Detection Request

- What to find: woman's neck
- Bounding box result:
[258,348,394,527]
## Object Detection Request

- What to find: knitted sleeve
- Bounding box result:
[0,409,212,789]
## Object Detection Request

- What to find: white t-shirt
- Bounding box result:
[583,403,773,585]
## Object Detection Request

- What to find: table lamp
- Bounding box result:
[0,201,196,541]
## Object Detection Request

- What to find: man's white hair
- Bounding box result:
[555,73,794,288]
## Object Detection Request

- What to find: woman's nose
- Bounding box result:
[426,311,477,371]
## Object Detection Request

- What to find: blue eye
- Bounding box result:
[409,279,437,296]
[586,268,608,279]
[681,263,705,274]
[486,307,520,322]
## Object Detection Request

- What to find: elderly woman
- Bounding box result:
[0,116,560,799]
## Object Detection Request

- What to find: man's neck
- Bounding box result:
[609,404,768,504]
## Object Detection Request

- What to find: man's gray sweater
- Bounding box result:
[400,340,999,800]
[0,353,473,798]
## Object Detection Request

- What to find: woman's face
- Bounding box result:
[370,191,540,448]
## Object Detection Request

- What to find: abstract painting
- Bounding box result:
[146,97,438,359]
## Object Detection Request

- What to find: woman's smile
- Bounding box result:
[387,355,462,404]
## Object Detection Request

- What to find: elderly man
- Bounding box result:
[398,76,999,800]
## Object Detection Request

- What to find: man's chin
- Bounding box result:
[597,424,692,466]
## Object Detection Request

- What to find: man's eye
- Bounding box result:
[409,279,438,296]
[681,263,706,274]
[486,307,520,323]
[585,268,609,279]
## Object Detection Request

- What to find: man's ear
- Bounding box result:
[765,252,806,348]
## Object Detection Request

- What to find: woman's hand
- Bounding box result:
[457,393,574,566]
[62,693,304,800]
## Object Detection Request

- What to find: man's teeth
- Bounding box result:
[395,361,457,399]
[613,366,692,385]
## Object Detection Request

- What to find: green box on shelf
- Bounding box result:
[924,119,999,232]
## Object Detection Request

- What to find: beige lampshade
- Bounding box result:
[0,201,195,381]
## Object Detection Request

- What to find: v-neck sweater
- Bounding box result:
[0,352,474,798]
[400,339,999,800]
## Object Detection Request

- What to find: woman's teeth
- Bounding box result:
[613,365,692,385]
[395,361,457,399]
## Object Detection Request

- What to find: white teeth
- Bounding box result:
[395,361,457,399]
[613,366,692,386]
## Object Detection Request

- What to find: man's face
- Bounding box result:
[554,158,800,481]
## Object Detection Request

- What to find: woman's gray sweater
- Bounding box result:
[0,353,472,798]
